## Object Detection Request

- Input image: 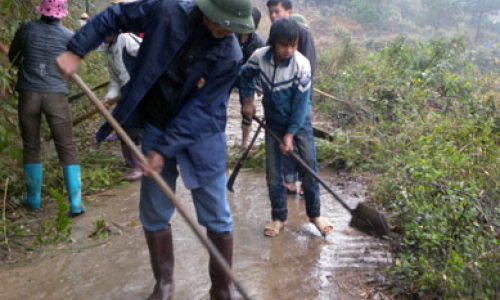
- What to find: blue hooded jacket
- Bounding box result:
[67,0,242,189]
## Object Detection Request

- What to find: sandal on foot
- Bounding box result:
[311,217,333,236]
[264,220,286,237]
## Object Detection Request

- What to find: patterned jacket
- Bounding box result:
[240,46,312,135]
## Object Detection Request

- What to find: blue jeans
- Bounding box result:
[139,124,233,234]
[265,119,321,222]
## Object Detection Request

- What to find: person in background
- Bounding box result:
[9,0,85,215]
[79,12,90,27]
[103,0,143,182]
[290,13,308,28]
[240,18,332,237]
[237,7,265,148]
[266,0,316,196]
[55,0,254,299]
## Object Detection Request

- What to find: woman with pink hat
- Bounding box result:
[8,0,86,215]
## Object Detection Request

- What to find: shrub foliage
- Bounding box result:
[315,37,499,299]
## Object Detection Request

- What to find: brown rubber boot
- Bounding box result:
[208,232,240,300]
[144,227,174,300]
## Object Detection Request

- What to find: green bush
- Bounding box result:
[315,37,499,299]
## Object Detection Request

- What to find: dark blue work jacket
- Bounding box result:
[67,0,242,189]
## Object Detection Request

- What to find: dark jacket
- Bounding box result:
[9,18,73,94]
[241,32,265,63]
[298,25,316,78]
[67,0,242,189]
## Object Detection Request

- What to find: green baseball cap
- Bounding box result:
[196,0,254,34]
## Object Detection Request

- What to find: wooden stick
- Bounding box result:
[72,96,120,126]
[68,81,109,103]
[70,74,254,300]
[313,87,353,107]
[2,177,10,253]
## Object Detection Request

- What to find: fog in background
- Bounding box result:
[77,0,500,51]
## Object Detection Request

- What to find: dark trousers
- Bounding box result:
[18,91,78,165]
[265,118,321,222]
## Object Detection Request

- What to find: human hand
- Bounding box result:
[55,51,82,81]
[102,98,111,110]
[279,133,294,155]
[242,97,255,120]
[139,150,164,177]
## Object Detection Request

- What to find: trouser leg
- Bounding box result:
[293,122,321,219]
[18,91,42,165]
[42,93,78,166]
[139,124,178,232]
[191,174,232,234]
[265,126,287,222]
[139,124,178,300]
[191,174,237,300]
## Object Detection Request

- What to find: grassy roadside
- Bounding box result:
[313,37,499,299]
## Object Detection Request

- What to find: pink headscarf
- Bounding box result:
[35,0,69,19]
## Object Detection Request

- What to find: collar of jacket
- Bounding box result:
[263,47,292,67]
[40,16,61,24]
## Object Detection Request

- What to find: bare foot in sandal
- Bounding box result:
[310,217,333,236]
[264,220,287,237]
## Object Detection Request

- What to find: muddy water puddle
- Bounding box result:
[0,169,392,300]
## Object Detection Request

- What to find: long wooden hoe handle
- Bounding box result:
[71,73,254,300]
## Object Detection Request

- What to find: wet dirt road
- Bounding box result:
[0,95,392,300]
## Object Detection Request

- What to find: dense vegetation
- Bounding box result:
[314,37,499,299]
[0,0,498,298]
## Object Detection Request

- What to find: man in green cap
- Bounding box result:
[56,0,253,299]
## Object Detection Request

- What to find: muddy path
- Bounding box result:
[0,94,393,300]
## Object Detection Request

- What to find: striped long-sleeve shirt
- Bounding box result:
[240,46,312,135]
